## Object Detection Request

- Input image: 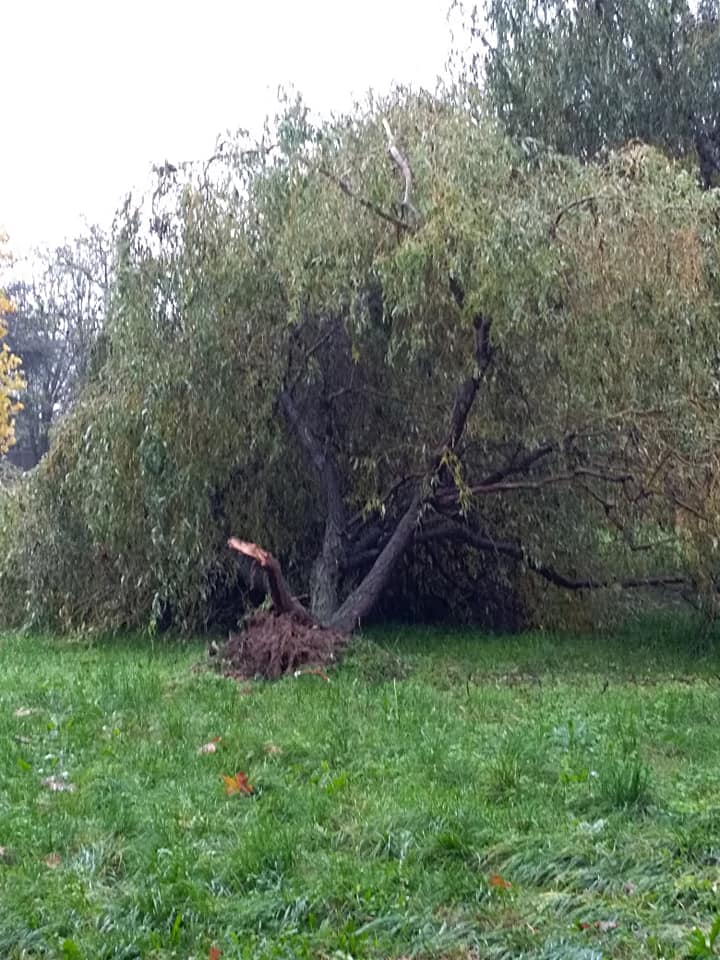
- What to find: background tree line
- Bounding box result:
[1,226,110,468]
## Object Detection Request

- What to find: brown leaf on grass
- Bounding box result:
[41,777,77,793]
[222,771,253,796]
[208,947,222,960]
[488,873,512,889]
[43,853,61,868]
[197,737,222,754]
[14,707,36,718]
[264,743,283,756]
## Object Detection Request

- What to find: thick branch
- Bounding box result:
[329,491,423,632]
[345,473,424,539]
[438,313,493,458]
[479,441,556,486]
[414,525,687,592]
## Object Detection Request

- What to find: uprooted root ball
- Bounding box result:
[217,611,349,680]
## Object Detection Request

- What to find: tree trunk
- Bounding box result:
[328,491,423,633]
[310,524,344,623]
[278,387,347,623]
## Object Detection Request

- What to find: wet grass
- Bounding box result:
[1,618,720,958]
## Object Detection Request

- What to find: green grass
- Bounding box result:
[2,619,720,959]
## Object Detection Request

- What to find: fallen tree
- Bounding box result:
[219,124,717,637]
[4,91,720,635]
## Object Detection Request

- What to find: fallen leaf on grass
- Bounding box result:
[197,737,222,754]
[488,873,513,889]
[41,777,77,793]
[14,707,36,718]
[222,771,253,796]
[209,947,222,960]
[264,743,283,756]
[43,853,61,868]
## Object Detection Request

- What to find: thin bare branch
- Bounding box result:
[433,466,632,507]
[382,118,419,222]
[318,166,409,231]
[551,194,604,237]
[480,441,556,486]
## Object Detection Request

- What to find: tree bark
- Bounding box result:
[279,387,346,623]
[329,491,423,633]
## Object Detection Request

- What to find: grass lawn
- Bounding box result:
[1,621,720,959]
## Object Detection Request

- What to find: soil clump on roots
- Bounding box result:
[218,611,348,680]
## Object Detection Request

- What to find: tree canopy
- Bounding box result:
[2,87,719,632]
[472,0,720,182]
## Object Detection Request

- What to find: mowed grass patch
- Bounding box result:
[0,621,720,958]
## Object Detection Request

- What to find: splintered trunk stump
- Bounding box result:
[223,538,348,679]
[227,538,315,625]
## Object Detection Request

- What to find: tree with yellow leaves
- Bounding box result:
[0,234,24,456]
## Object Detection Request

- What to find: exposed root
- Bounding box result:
[217,611,348,680]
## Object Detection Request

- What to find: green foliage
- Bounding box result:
[471,0,720,165]
[2,623,720,956]
[687,916,720,958]
[597,739,652,810]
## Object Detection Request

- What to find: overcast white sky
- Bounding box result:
[1,0,453,254]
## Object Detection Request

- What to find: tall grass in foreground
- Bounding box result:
[0,619,719,958]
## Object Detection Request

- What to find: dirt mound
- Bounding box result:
[218,611,348,680]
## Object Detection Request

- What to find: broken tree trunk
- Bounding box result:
[227,537,317,627]
[223,537,348,680]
